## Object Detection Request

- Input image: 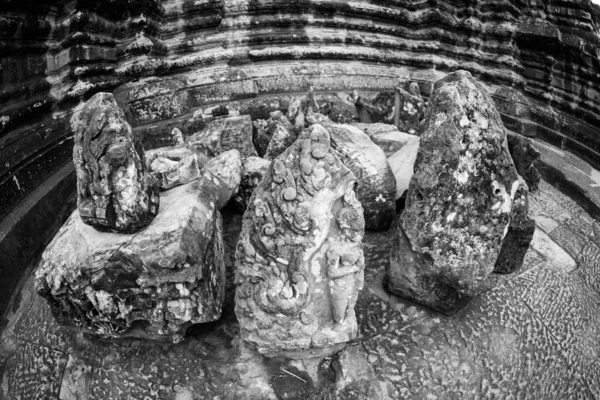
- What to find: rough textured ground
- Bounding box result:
[1,176,599,399]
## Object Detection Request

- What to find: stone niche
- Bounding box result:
[235,124,365,357]
[387,70,534,315]
[35,179,226,342]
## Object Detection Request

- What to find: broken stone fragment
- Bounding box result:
[353,123,420,157]
[325,123,396,231]
[34,176,227,343]
[306,111,332,126]
[355,92,395,124]
[287,97,305,127]
[264,122,299,161]
[72,92,159,233]
[235,124,365,356]
[171,127,184,145]
[303,86,321,116]
[252,110,295,158]
[507,133,541,192]
[233,156,271,211]
[252,119,271,157]
[187,115,258,159]
[202,149,243,210]
[388,139,420,200]
[320,92,359,124]
[387,70,531,315]
[395,82,426,135]
[146,146,207,190]
[494,178,536,274]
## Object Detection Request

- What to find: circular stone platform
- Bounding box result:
[1,178,599,399]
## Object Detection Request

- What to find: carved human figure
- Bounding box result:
[326,193,365,324]
[72,92,159,233]
[235,124,365,356]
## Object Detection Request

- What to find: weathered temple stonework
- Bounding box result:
[325,123,396,231]
[72,93,159,233]
[235,124,365,356]
[395,82,426,135]
[387,71,533,314]
[34,150,241,342]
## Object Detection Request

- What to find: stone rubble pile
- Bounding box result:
[36,72,535,349]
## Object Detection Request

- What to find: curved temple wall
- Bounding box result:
[1,0,600,312]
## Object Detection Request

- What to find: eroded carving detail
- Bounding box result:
[72,92,159,233]
[235,124,365,356]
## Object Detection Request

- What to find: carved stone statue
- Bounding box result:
[235,124,365,356]
[325,205,364,324]
[72,92,159,233]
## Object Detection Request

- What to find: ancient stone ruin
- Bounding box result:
[34,95,235,343]
[72,93,160,233]
[3,0,600,396]
[235,124,365,356]
[387,71,534,315]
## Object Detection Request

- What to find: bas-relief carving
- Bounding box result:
[235,124,365,356]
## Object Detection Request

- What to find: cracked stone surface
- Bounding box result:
[1,177,599,399]
[388,70,532,314]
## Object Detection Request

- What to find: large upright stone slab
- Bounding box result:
[72,92,159,233]
[387,71,529,315]
[34,155,240,342]
[235,124,365,356]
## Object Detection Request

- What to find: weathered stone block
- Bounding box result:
[72,92,159,233]
[325,123,396,231]
[202,149,243,209]
[233,156,270,212]
[387,70,530,315]
[146,146,206,190]
[35,178,226,343]
[320,92,359,124]
[508,133,541,192]
[395,82,426,135]
[235,124,365,356]
[494,178,536,274]
[388,140,420,200]
[264,121,299,161]
[353,123,419,157]
[187,115,258,159]
[355,92,395,124]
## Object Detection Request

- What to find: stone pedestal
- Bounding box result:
[35,179,226,342]
[235,124,365,357]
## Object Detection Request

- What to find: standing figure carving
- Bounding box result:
[72,92,159,233]
[235,124,365,356]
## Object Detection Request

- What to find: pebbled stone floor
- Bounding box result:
[1,178,599,400]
